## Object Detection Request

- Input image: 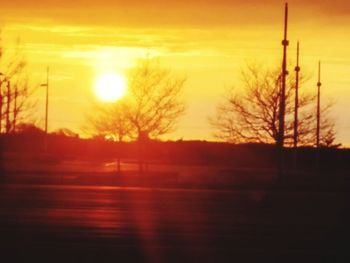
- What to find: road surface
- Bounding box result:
[0,183,348,262]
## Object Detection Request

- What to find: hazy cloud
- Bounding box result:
[1,0,349,28]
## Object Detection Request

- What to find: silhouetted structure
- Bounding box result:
[316,61,322,169]
[0,74,5,133]
[5,79,11,133]
[277,3,289,175]
[41,67,50,153]
[0,38,33,135]
[293,41,300,149]
[293,41,300,169]
[316,61,321,149]
[138,130,149,175]
[0,75,10,133]
[12,83,18,131]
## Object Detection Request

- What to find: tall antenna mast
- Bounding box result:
[316,61,321,148]
[293,41,300,168]
[277,2,289,174]
[294,41,300,148]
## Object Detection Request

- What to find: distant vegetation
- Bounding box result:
[0,32,340,152]
[210,63,337,147]
[2,127,349,172]
[0,32,35,135]
[86,59,186,142]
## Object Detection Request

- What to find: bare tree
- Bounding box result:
[317,102,339,147]
[0,32,34,134]
[87,59,186,173]
[87,101,133,142]
[125,59,186,139]
[210,63,336,146]
[88,60,186,140]
[86,101,132,173]
[126,60,186,173]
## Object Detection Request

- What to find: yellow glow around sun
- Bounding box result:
[95,73,127,102]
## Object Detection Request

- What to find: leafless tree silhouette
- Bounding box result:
[210,63,337,146]
[0,32,34,134]
[87,102,132,142]
[86,101,132,172]
[87,59,186,172]
[126,59,186,173]
[88,60,186,139]
[125,59,186,139]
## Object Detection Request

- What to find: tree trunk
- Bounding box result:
[138,130,144,176]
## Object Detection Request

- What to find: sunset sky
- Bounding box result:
[1,0,349,144]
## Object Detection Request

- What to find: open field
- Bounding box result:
[1,156,284,189]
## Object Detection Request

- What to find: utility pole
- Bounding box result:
[293,41,300,170]
[315,61,321,171]
[12,85,18,133]
[41,67,49,153]
[316,61,321,149]
[45,67,49,135]
[0,74,3,174]
[277,2,289,176]
[5,79,11,134]
[0,73,3,133]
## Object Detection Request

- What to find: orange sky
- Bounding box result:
[1,1,350,144]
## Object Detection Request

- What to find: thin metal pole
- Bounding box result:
[293,42,300,170]
[44,67,49,154]
[12,85,18,133]
[316,61,321,171]
[5,80,11,134]
[45,67,49,135]
[294,41,300,148]
[277,2,289,175]
[316,61,321,149]
[0,78,3,133]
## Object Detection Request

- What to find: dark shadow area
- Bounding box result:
[2,132,349,169]
[0,133,350,262]
[1,175,349,262]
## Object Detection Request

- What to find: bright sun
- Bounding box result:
[95,73,127,102]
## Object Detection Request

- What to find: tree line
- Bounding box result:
[0,33,34,135]
[210,63,337,147]
[0,33,339,149]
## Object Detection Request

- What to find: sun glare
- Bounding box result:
[95,73,127,102]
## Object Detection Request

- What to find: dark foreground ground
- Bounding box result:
[1,170,350,263]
